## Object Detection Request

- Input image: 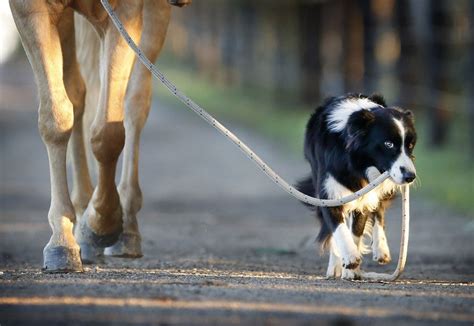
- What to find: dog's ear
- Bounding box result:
[368,93,386,107]
[348,109,375,135]
[403,109,415,123]
[346,109,375,149]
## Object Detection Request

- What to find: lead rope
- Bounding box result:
[100,0,409,281]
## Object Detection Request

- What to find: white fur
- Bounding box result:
[328,98,381,132]
[347,209,372,256]
[332,223,361,267]
[366,166,399,197]
[326,240,342,278]
[342,266,361,280]
[359,217,373,255]
[389,119,416,184]
[372,218,391,263]
[324,174,396,215]
[393,118,405,140]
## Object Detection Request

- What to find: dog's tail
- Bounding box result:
[295,175,316,210]
[296,175,332,249]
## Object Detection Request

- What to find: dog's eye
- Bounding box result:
[407,143,414,150]
[384,141,394,149]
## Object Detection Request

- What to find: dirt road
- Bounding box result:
[0,61,473,325]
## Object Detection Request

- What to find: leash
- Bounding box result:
[100,0,409,281]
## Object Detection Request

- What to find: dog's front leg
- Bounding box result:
[333,221,362,269]
[372,209,391,264]
[321,207,362,278]
[326,239,343,279]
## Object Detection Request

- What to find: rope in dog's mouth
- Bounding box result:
[100,0,410,281]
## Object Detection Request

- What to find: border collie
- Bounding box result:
[297,93,417,279]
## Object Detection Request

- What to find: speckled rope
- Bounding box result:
[100,0,390,207]
[361,185,409,281]
[101,0,409,281]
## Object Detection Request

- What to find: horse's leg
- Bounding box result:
[74,13,101,181]
[75,1,144,263]
[106,0,171,257]
[9,0,82,272]
[59,10,94,218]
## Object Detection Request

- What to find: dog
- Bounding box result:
[297,93,417,279]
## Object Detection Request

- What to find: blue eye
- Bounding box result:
[384,141,394,149]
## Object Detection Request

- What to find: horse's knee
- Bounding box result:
[38,95,74,145]
[90,121,125,163]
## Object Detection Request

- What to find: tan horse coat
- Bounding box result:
[9,0,190,272]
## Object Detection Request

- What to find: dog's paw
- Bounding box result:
[342,267,362,280]
[342,253,362,270]
[326,261,342,279]
[373,252,392,265]
[373,246,391,265]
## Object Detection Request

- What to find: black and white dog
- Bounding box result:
[297,93,417,279]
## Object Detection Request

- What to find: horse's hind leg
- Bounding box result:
[74,1,144,263]
[61,11,94,218]
[10,0,82,272]
[106,0,171,257]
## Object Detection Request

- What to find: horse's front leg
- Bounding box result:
[10,0,82,272]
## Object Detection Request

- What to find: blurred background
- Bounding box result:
[157,0,474,215]
[1,0,473,216]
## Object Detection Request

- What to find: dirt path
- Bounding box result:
[0,61,473,325]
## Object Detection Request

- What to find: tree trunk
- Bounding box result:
[427,0,451,147]
[298,2,322,104]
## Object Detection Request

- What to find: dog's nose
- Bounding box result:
[400,167,416,183]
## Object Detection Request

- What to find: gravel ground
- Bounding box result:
[0,61,473,325]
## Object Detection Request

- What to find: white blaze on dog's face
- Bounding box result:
[365,109,417,185]
[389,118,417,184]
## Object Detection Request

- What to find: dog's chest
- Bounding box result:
[324,175,397,213]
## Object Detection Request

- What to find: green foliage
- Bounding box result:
[413,120,474,216]
[154,65,474,217]
[154,64,308,153]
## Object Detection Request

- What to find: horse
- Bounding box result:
[9,0,191,272]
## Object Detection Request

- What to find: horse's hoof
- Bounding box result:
[75,214,122,249]
[78,242,105,264]
[43,245,83,273]
[105,232,143,258]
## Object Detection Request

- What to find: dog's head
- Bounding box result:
[345,97,417,185]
